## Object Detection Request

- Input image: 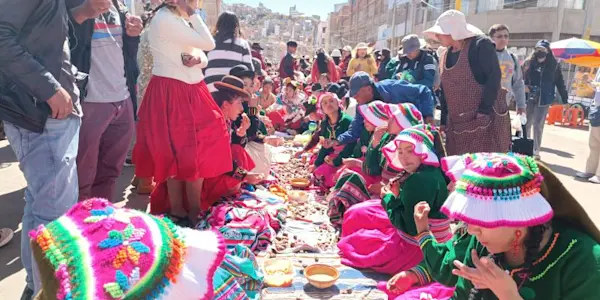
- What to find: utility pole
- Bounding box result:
[408,0,417,35]
[582,0,594,39]
[391,0,397,50]
[422,3,429,33]
[552,0,565,42]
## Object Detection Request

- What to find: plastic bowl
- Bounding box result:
[290,178,311,189]
[304,264,339,289]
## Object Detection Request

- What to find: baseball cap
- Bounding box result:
[401,34,421,55]
[349,71,373,97]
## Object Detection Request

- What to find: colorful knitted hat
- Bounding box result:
[382,124,440,171]
[441,153,554,228]
[385,103,423,130]
[30,198,225,300]
[358,100,390,127]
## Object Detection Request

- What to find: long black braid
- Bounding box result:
[467,224,548,300]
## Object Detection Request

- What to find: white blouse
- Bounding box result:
[148,8,215,84]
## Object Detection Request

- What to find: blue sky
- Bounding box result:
[223,0,341,20]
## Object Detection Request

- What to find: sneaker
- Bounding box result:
[589,176,600,184]
[0,228,13,248]
[20,286,33,300]
[124,158,134,167]
[576,172,594,179]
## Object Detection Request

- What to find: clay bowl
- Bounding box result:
[290,178,311,189]
[304,264,339,289]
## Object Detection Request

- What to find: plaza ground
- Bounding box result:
[1,122,599,299]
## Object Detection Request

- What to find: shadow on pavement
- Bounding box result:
[115,166,150,212]
[0,143,16,164]
[543,162,579,177]
[0,188,25,283]
[540,147,574,158]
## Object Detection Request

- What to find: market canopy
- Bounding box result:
[550,37,600,59]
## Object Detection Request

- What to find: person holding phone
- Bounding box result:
[133,0,230,227]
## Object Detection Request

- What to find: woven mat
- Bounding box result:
[258,253,390,299]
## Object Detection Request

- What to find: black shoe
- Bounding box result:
[20,286,33,300]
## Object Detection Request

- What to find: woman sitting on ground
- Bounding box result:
[327,101,425,227]
[386,153,600,300]
[149,76,264,226]
[312,93,356,188]
[336,124,451,275]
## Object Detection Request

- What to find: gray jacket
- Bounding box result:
[0,0,80,131]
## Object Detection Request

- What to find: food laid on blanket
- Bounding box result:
[290,177,311,189]
[272,220,337,253]
[263,259,294,287]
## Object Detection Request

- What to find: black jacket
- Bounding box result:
[0,0,72,132]
[67,0,140,115]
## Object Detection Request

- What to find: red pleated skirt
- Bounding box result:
[133,76,232,183]
[150,144,255,214]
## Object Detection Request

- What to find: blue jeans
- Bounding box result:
[3,116,80,292]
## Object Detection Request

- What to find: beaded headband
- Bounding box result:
[441,153,554,228]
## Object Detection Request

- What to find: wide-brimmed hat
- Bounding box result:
[423,10,483,41]
[386,102,424,130]
[251,42,263,50]
[358,100,390,127]
[382,124,440,171]
[30,198,225,300]
[214,75,251,98]
[355,42,369,50]
[441,153,554,228]
[401,34,422,54]
[229,64,255,79]
[331,49,342,57]
[342,45,353,52]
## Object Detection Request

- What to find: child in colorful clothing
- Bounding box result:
[336,124,451,275]
[386,153,600,300]
[312,93,356,188]
[30,198,264,300]
[327,101,425,226]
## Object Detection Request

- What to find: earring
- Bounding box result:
[511,229,523,257]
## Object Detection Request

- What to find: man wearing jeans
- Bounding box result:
[69,0,142,201]
[0,0,82,298]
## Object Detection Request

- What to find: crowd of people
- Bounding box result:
[0,0,600,299]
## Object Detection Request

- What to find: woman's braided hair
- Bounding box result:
[467,224,548,300]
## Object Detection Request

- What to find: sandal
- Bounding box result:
[0,228,14,248]
[166,214,193,228]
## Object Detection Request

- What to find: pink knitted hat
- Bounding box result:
[441,153,554,228]
[385,102,423,130]
[358,100,390,127]
[30,198,225,300]
[382,124,440,171]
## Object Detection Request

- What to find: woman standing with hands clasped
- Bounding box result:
[386,153,600,300]
[133,0,231,226]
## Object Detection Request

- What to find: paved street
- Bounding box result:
[1,123,599,299]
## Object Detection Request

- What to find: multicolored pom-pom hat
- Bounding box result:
[385,102,423,130]
[30,198,225,300]
[382,124,440,171]
[358,100,390,127]
[441,153,554,228]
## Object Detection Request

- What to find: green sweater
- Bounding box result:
[352,129,373,158]
[413,220,600,300]
[315,112,355,167]
[363,133,396,177]
[381,166,448,235]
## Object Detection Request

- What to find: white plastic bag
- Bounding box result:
[245,141,273,178]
